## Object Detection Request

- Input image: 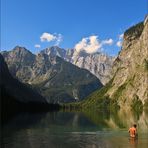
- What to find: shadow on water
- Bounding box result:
[1,109,148,148]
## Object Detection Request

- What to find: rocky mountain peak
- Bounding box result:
[1,46,35,82]
[12,46,33,55]
[41,46,66,58]
[13,45,27,51]
[9,46,35,61]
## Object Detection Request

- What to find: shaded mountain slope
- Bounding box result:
[0,54,60,123]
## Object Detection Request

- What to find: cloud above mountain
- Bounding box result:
[38,33,120,54]
[40,32,63,45]
[116,33,123,47]
[75,36,113,54]
[75,36,101,54]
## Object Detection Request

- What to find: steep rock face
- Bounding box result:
[67,50,115,85]
[1,46,35,82]
[77,16,148,110]
[1,49,103,103]
[106,16,148,108]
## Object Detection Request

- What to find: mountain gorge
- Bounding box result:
[78,16,148,110]
[1,47,103,103]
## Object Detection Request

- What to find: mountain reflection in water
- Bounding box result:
[1,109,148,148]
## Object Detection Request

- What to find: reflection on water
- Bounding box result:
[129,137,138,148]
[83,109,148,131]
[1,109,148,148]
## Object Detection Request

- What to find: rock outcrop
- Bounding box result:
[67,50,115,85]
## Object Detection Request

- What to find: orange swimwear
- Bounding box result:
[129,127,136,138]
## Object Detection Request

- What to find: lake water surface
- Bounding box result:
[1,109,148,148]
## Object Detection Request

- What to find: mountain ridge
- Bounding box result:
[1,48,103,103]
[40,46,115,84]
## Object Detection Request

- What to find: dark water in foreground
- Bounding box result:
[1,109,148,148]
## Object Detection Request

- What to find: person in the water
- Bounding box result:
[128,124,137,138]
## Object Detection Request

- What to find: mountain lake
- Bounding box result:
[1,109,148,148]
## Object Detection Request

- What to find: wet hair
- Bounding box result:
[133,124,137,128]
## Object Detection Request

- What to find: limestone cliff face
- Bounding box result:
[67,50,115,85]
[106,16,148,108]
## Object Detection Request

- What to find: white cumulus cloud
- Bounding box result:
[40,32,56,42]
[40,32,63,45]
[75,36,102,54]
[75,36,114,54]
[34,44,41,48]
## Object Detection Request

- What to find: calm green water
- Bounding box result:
[1,109,148,148]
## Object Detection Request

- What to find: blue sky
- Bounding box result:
[1,0,147,55]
